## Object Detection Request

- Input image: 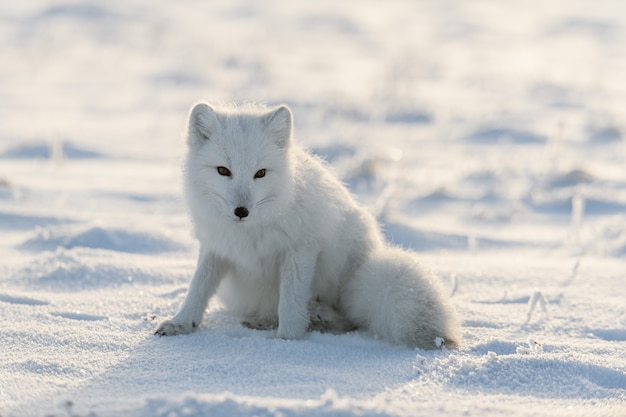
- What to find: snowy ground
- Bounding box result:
[1,0,625,416]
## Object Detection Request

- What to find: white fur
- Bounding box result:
[344,247,461,348]
[155,102,461,349]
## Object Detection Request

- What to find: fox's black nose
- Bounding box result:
[234,206,249,219]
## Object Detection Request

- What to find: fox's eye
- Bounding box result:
[254,169,266,179]
[217,166,231,177]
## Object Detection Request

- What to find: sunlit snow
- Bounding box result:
[1,0,625,416]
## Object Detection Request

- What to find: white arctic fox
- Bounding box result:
[155,102,461,349]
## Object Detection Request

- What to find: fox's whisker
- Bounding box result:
[203,190,227,203]
[256,196,277,206]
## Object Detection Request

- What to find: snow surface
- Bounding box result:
[1,0,625,416]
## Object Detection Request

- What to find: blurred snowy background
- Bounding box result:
[1,1,625,416]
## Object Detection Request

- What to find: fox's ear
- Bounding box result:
[263,105,292,149]
[187,102,219,146]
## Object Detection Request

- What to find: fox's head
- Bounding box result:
[184,102,295,226]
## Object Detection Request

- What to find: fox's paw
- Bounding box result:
[154,319,196,336]
[276,320,307,340]
[308,298,357,334]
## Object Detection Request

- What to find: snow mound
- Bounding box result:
[547,168,596,188]
[14,248,176,290]
[384,110,432,124]
[134,391,392,417]
[39,3,118,21]
[588,329,626,342]
[435,352,626,399]
[20,225,184,254]
[588,126,622,143]
[382,220,521,251]
[0,211,73,230]
[1,141,105,159]
[465,128,547,145]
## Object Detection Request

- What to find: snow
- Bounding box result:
[1,0,625,416]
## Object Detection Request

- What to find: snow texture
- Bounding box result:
[1,0,625,416]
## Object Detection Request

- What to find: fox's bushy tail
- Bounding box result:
[342,247,462,350]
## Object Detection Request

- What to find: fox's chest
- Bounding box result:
[204,222,290,269]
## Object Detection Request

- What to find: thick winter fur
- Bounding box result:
[155,102,461,349]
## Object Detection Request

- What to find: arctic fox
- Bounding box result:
[155,102,461,349]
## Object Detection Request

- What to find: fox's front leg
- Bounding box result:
[155,249,225,336]
[276,249,317,340]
